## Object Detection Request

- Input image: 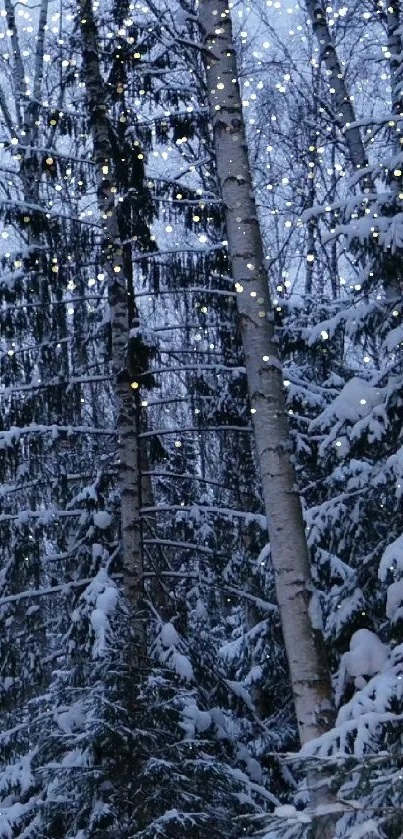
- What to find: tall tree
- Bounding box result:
[198,0,333,750]
[78,0,147,669]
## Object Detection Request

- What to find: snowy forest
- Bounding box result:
[0,0,402,835]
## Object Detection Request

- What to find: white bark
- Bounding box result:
[78,0,146,667]
[198,0,334,746]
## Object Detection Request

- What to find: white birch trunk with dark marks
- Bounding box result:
[198,0,334,748]
[78,0,146,668]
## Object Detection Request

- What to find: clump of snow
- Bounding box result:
[156,622,194,681]
[384,324,403,352]
[334,434,350,458]
[346,629,388,681]
[274,804,298,819]
[389,446,403,497]
[181,697,211,739]
[96,585,118,614]
[379,533,403,580]
[192,598,208,620]
[225,679,253,710]
[84,569,119,657]
[0,802,30,838]
[346,820,380,839]
[93,510,112,529]
[326,588,365,641]
[337,629,389,703]
[308,589,324,631]
[386,580,403,621]
[92,542,104,559]
[379,536,403,623]
[56,701,85,735]
[61,748,89,767]
[318,378,382,425]
[236,745,263,783]
[160,622,181,648]
[171,652,194,681]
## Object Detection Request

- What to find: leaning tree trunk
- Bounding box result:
[78,0,146,670]
[304,0,374,192]
[198,4,336,831]
[198,0,334,747]
[386,1,403,121]
[305,0,402,306]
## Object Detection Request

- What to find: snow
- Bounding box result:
[345,629,388,680]
[181,697,211,738]
[379,535,403,621]
[225,679,253,710]
[171,651,194,681]
[272,803,311,824]
[93,510,112,529]
[0,803,30,838]
[346,820,380,839]
[318,377,382,425]
[308,589,323,631]
[90,608,109,634]
[84,569,119,656]
[92,542,104,559]
[384,324,403,352]
[336,629,389,704]
[326,588,365,641]
[385,580,403,621]
[157,622,194,680]
[96,586,118,614]
[379,533,403,580]
[56,701,85,735]
[274,804,297,819]
[3,755,35,796]
[61,748,89,767]
[160,621,181,648]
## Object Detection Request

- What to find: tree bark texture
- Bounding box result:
[78,0,146,668]
[386,2,403,120]
[304,0,374,191]
[198,0,334,747]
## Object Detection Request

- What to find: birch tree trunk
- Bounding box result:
[198,0,334,747]
[78,0,146,669]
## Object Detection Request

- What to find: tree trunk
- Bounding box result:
[386,1,402,121]
[303,0,373,191]
[78,0,146,669]
[198,0,334,748]
[305,0,399,299]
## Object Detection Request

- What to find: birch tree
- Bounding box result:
[198,0,334,750]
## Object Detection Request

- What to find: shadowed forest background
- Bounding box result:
[0,0,402,837]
